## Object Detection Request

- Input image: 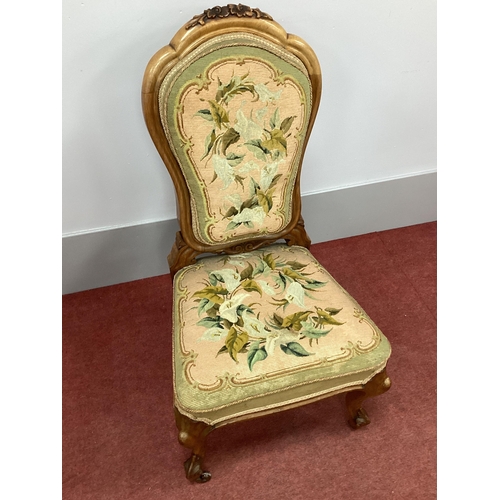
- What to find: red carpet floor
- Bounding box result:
[63,222,437,500]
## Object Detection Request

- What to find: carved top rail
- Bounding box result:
[186,4,273,29]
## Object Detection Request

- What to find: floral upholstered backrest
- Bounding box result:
[158,32,313,247]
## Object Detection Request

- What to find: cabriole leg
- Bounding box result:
[345,367,391,429]
[174,407,214,483]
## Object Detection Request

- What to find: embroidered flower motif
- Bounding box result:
[210,268,241,293]
[192,251,341,370]
[212,154,236,189]
[199,326,227,342]
[242,312,268,339]
[257,279,276,296]
[234,109,264,142]
[285,281,306,308]
[219,293,250,324]
[260,159,282,191]
[255,83,282,103]
[265,329,300,355]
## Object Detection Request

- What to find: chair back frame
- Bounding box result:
[142,5,322,275]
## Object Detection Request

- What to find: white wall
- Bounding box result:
[63,0,436,237]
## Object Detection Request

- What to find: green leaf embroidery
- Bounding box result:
[247,346,268,371]
[193,285,229,304]
[195,109,214,121]
[196,316,223,328]
[197,298,212,316]
[272,313,284,326]
[267,173,283,190]
[313,307,345,326]
[300,320,332,339]
[248,177,260,197]
[217,342,250,358]
[223,206,239,219]
[201,129,217,161]
[261,129,287,156]
[216,74,256,105]
[276,271,288,290]
[241,279,263,296]
[325,307,343,316]
[225,152,245,166]
[285,260,308,271]
[281,311,314,331]
[302,279,327,290]
[280,342,313,357]
[225,327,249,362]
[280,267,307,281]
[245,139,271,161]
[205,305,220,318]
[280,115,296,134]
[234,174,246,190]
[220,128,240,155]
[240,263,254,281]
[240,195,259,210]
[263,253,276,270]
[208,100,229,129]
[270,108,280,130]
[256,189,274,214]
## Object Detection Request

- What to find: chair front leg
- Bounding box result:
[345,367,391,429]
[174,407,214,483]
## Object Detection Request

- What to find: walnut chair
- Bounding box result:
[142,4,392,483]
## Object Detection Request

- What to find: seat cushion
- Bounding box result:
[173,244,391,426]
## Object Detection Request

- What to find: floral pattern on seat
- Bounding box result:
[173,244,390,419]
[192,250,346,372]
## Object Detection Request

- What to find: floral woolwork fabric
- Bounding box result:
[159,34,313,246]
[173,245,391,425]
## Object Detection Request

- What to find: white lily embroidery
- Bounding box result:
[212,154,235,189]
[260,160,283,191]
[234,108,264,142]
[225,193,242,208]
[242,311,268,339]
[238,160,260,174]
[199,326,227,342]
[219,293,250,324]
[254,83,282,103]
[285,281,306,308]
[255,107,268,122]
[265,329,300,355]
[257,279,276,296]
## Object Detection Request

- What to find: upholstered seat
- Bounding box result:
[174,244,390,426]
[142,4,392,483]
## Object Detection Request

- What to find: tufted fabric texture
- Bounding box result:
[173,244,391,425]
[159,33,312,246]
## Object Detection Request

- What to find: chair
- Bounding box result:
[142,4,392,483]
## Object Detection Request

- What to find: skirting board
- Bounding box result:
[62,171,436,294]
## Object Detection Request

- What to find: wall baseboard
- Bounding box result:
[62,171,436,294]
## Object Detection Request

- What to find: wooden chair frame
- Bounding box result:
[142,4,320,274]
[142,4,391,483]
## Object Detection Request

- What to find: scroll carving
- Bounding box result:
[168,231,201,277]
[284,216,311,249]
[186,4,273,29]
